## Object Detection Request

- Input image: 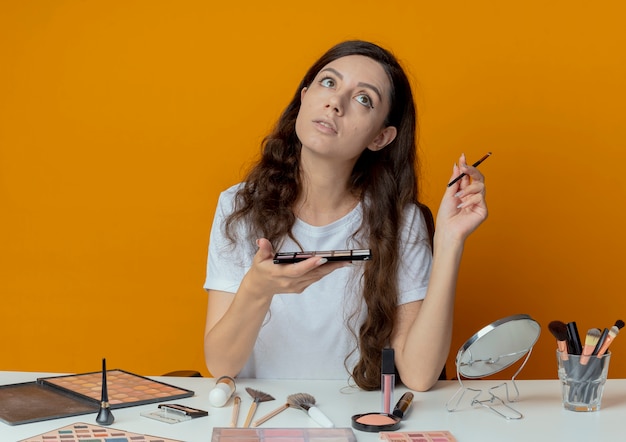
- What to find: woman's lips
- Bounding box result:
[313,119,337,134]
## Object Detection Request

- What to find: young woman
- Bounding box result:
[203,40,487,392]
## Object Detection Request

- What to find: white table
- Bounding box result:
[1,372,625,441]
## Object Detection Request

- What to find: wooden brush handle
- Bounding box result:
[243,401,258,428]
[252,403,289,427]
[230,396,241,427]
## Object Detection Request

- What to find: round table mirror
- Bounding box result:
[456,313,541,378]
[447,314,541,420]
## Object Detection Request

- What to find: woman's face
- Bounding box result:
[295,55,397,165]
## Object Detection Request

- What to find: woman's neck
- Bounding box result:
[294,155,360,227]
[294,188,360,227]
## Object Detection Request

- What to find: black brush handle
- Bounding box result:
[593,328,609,355]
[566,322,583,355]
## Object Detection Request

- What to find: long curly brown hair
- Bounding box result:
[224,40,421,390]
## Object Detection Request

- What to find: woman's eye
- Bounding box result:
[320,78,335,88]
[356,94,373,108]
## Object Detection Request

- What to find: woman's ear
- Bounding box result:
[367,126,397,151]
[300,87,308,100]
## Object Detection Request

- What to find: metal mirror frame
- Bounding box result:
[445,314,541,420]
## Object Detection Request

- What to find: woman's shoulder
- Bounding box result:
[399,202,431,242]
[403,201,428,220]
[222,182,245,196]
[217,182,245,203]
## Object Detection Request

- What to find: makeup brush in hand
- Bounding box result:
[243,387,275,428]
[287,393,334,428]
[580,328,601,365]
[596,319,625,357]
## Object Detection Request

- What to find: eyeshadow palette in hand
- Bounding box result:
[273,249,371,264]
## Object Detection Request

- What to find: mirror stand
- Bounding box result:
[445,314,541,420]
[446,346,535,419]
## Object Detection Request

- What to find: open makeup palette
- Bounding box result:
[0,369,194,425]
[211,428,457,442]
[18,422,183,442]
[212,428,357,442]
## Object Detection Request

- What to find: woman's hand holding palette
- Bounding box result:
[273,249,371,264]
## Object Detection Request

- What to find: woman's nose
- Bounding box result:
[325,94,344,115]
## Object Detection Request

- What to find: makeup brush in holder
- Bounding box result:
[95,358,114,426]
[287,393,334,428]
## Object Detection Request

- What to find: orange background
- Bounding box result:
[1,1,625,381]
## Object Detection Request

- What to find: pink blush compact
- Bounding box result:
[351,412,400,432]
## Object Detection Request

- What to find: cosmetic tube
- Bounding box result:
[209,375,236,407]
[381,348,395,414]
[392,392,414,418]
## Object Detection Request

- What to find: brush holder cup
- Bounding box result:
[557,350,610,412]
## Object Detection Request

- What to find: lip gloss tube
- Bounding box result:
[381,348,395,414]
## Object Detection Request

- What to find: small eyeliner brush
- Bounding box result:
[95,358,114,425]
[447,152,492,187]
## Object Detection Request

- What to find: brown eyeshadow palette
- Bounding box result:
[273,249,372,264]
[0,370,194,425]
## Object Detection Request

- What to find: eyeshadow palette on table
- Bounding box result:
[379,431,457,442]
[18,422,184,442]
[212,427,358,442]
[211,428,458,442]
[0,369,194,425]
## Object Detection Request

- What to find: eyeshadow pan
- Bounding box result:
[263,429,303,437]
[315,251,332,257]
[351,249,369,256]
[333,250,351,257]
[219,429,258,436]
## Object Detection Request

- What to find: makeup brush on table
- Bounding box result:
[243,387,275,428]
[95,358,114,426]
[252,400,290,427]
[230,395,241,427]
[287,393,334,428]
